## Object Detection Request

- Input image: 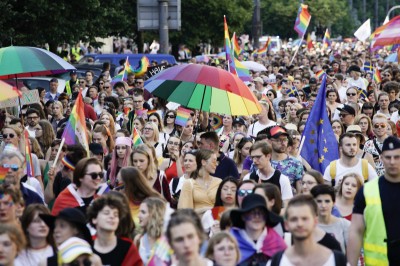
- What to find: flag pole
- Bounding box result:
[290,34,305,65]
[52,138,66,168]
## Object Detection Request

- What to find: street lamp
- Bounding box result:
[383,5,400,24]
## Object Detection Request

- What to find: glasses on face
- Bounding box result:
[2,133,15,139]
[1,164,20,172]
[184,149,198,155]
[85,172,104,180]
[267,93,274,96]
[27,116,39,120]
[79,81,85,84]
[237,189,253,197]
[133,100,143,104]
[135,81,144,84]
[104,86,110,89]
[99,82,104,85]
[167,115,176,119]
[190,112,195,117]
[69,258,92,266]
[143,127,154,131]
[272,138,289,143]
[339,113,349,118]
[383,74,391,77]
[347,93,357,96]
[168,141,180,146]
[373,123,386,129]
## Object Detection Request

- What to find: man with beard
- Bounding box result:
[25,108,41,137]
[323,133,378,187]
[268,126,303,193]
[268,195,347,265]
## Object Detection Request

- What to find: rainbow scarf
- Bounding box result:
[175,107,192,127]
[24,130,34,177]
[294,4,311,38]
[61,90,90,156]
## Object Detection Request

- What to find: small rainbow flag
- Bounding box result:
[111,56,128,83]
[323,29,331,49]
[175,107,192,127]
[294,4,311,38]
[135,109,148,119]
[0,167,8,185]
[224,16,237,76]
[148,236,173,266]
[252,37,270,57]
[147,110,157,116]
[24,130,34,177]
[132,56,149,77]
[211,206,225,221]
[231,32,242,58]
[315,70,325,80]
[374,68,382,83]
[62,90,90,156]
[132,127,144,147]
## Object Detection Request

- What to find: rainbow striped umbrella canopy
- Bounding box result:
[0,46,76,79]
[145,64,262,116]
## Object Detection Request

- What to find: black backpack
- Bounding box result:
[269,250,347,266]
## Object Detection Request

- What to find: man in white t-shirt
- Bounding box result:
[346,65,366,91]
[243,141,293,206]
[247,101,276,137]
[323,133,378,186]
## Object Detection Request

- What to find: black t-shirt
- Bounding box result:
[77,196,94,216]
[353,177,400,265]
[318,232,342,252]
[53,172,72,198]
[94,237,131,266]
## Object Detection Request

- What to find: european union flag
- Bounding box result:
[300,75,339,173]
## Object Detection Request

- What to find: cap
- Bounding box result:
[232,117,246,126]
[269,126,289,139]
[347,65,361,73]
[382,136,400,152]
[346,125,365,142]
[50,78,58,83]
[337,105,356,116]
[89,143,103,155]
[309,78,317,84]
[58,237,93,263]
[253,77,264,84]
[70,70,77,75]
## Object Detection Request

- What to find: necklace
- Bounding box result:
[198,177,211,189]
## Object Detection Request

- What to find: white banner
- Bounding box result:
[0,89,40,108]
[354,19,371,42]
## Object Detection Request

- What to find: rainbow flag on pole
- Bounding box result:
[24,130,34,177]
[132,127,144,147]
[252,37,270,57]
[323,29,331,49]
[62,90,89,156]
[111,56,129,83]
[224,15,237,76]
[132,56,150,77]
[175,107,192,127]
[0,167,7,185]
[374,68,382,83]
[231,32,243,58]
[294,4,311,38]
[307,33,314,50]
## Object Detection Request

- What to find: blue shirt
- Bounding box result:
[215,152,239,179]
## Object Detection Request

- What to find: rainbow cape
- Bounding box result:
[62,90,89,156]
[294,4,311,38]
[323,29,331,49]
[0,167,8,185]
[176,106,192,127]
[24,130,34,177]
[132,126,144,147]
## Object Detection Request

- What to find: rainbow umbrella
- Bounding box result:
[144,64,262,115]
[0,80,21,101]
[0,46,76,79]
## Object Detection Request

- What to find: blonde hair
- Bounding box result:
[100,111,116,136]
[131,144,157,179]
[141,197,166,239]
[144,122,159,142]
[205,232,240,263]
[53,101,64,114]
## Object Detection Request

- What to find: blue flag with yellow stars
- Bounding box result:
[300,75,339,173]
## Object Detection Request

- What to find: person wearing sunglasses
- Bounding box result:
[337,104,356,129]
[2,125,23,153]
[363,113,390,177]
[52,158,109,216]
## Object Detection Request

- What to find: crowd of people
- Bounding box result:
[0,41,399,265]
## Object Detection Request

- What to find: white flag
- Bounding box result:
[354,19,371,42]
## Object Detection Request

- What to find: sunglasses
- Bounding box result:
[167,115,176,119]
[339,113,349,117]
[104,86,110,89]
[190,112,195,117]
[238,189,253,197]
[373,123,386,129]
[1,164,19,172]
[85,172,104,180]
[69,258,92,266]
[2,133,15,139]
[267,93,274,96]
[184,149,198,155]
[79,81,85,84]
[347,93,357,96]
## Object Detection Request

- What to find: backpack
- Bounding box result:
[250,170,282,191]
[269,250,347,266]
[329,159,368,186]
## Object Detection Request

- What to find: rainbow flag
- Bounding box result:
[307,33,314,50]
[294,4,311,38]
[24,130,34,177]
[224,16,237,76]
[111,56,128,83]
[132,126,144,147]
[175,107,192,127]
[234,58,252,81]
[135,109,148,119]
[0,167,8,185]
[62,90,90,156]
[371,15,400,48]
[231,32,242,58]
[374,68,382,83]
[147,110,157,115]
[252,37,270,57]
[132,56,149,77]
[315,70,325,80]
[323,29,331,49]
[148,236,173,266]
[211,206,225,221]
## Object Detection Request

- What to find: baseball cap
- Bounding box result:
[232,117,246,126]
[309,78,317,84]
[253,77,264,84]
[347,65,361,74]
[337,105,356,116]
[269,126,289,139]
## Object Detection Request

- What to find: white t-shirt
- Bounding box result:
[15,245,53,266]
[323,159,378,185]
[25,126,35,137]
[247,120,277,137]
[347,77,367,91]
[243,169,293,200]
[266,252,335,266]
